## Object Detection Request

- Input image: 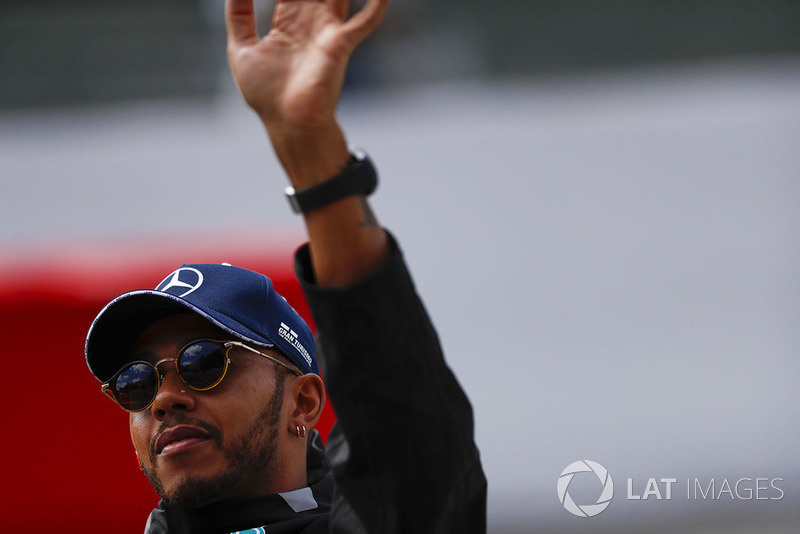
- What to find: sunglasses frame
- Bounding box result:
[101,339,303,413]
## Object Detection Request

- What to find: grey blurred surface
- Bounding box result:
[4,0,800,107]
[0,1,226,108]
[2,57,799,531]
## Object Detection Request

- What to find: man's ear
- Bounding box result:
[288,373,326,432]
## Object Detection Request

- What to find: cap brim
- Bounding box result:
[85,290,275,382]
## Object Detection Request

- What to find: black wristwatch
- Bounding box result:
[284,149,378,214]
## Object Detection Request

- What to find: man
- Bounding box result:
[84,0,486,532]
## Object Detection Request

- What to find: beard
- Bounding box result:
[142,376,285,509]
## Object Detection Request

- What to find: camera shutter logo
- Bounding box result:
[557,460,614,518]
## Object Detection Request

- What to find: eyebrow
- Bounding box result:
[128,348,158,364]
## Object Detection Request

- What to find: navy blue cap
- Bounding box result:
[85,263,317,382]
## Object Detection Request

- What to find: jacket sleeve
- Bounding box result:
[295,231,487,534]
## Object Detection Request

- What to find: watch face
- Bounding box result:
[284,186,303,213]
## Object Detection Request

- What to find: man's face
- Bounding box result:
[128,313,289,508]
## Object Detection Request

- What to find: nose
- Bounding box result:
[150,361,196,419]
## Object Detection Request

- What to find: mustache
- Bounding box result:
[149,414,223,461]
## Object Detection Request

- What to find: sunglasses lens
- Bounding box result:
[113,362,159,412]
[178,341,228,390]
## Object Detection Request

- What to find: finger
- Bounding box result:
[341,0,389,45]
[226,0,259,49]
[325,0,350,20]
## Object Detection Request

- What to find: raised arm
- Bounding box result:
[225,0,390,287]
[227,4,488,531]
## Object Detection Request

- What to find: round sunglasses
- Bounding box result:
[101,339,302,413]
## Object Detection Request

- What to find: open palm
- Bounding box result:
[226,0,388,131]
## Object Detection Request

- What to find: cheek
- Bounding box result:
[129,414,150,460]
[217,378,286,443]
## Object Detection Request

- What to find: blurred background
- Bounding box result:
[1,0,799,532]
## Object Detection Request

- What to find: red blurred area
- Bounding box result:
[0,236,334,533]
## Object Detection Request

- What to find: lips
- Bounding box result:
[155,424,213,456]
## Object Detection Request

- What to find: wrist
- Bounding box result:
[266,123,351,190]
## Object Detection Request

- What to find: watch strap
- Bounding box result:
[285,150,378,214]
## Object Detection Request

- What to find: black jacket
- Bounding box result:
[145,234,487,533]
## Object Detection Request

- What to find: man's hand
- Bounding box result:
[225,0,390,287]
[226,0,387,135]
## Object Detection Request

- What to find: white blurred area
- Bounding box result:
[2,55,799,532]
